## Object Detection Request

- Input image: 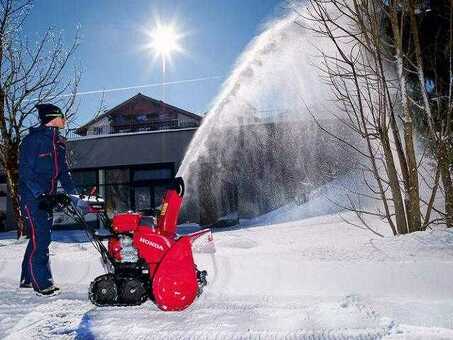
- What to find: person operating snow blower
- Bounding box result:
[18,103,87,296]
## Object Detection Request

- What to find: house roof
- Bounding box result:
[76,93,202,133]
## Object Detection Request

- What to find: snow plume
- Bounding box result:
[177,2,362,224]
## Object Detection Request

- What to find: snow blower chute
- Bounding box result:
[64,177,213,311]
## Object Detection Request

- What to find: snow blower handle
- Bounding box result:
[172,177,185,197]
[156,177,185,238]
[62,193,113,266]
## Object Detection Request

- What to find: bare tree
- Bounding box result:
[292,0,445,234]
[0,0,80,236]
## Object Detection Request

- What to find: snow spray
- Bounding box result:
[177,2,362,223]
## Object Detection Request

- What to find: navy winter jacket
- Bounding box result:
[19,126,77,201]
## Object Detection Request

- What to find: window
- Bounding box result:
[105,184,130,214]
[148,113,159,120]
[106,168,130,184]
[112,115,127,125]
[70,166,174,215]
[153,185,168,209]
[71,170,97,188]
[133,168,172,182]
[137,114,147,123]
[134,186,151,211]
[93,127,105,135]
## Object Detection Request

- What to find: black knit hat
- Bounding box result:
[36,103,64,125]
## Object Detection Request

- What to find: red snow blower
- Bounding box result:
[63,177,213,311]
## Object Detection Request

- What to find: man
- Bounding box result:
[19,103,80,296]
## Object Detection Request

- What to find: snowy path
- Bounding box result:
[1,214,453,339]
[0,283,388,340]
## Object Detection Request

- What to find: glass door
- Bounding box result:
[134,186,152,213]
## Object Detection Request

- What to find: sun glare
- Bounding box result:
[145,20,185,67]
[150,25,181,58]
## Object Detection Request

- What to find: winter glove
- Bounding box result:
[70,195,92,215]
[53,193,72,208]
[38,194,56,212]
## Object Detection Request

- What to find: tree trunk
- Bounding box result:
[437,142,453,227]
[403,120,422,232]
[422,164,440,229]
[381,130,408,234]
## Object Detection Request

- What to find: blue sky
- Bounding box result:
[26,0,283,126]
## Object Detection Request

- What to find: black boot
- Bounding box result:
[35,285,61,297]
[19,281,32,289]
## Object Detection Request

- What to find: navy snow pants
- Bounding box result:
[20,199,54,291]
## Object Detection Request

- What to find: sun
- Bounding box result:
[149,24,182,58]
[144,19,185,68]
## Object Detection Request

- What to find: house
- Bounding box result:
[67,93,202,218]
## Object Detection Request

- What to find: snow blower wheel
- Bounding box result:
[117,277,148,305]
[89,274,118,306]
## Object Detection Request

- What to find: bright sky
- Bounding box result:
[26,0,283,126]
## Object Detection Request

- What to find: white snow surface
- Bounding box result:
[1,212,453,339]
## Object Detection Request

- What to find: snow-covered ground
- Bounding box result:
[1,212,453,339]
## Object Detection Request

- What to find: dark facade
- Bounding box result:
[68,128,198,216]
